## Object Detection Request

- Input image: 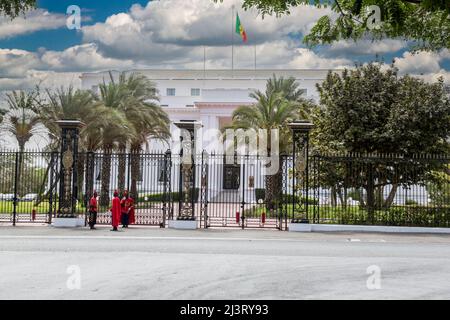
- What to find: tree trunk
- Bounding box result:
[130,144,141,202]
[117,144,127,192]
[337,188,345,209]
[85,152,95,203]
[17,144,25,197]
[100,148,112,206]
[77,152,85,206]
[383,183,398,209]
[330,186,337,207]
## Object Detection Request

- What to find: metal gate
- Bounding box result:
[192,153,287,230]
[83,151,172,226]
[0,151,60,225]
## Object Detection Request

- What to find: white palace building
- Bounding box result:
[80,69,338,204]
[81,69,336,151]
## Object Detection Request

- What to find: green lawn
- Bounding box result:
[0,201,85,214]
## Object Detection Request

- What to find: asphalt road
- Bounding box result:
[1,224,450,300]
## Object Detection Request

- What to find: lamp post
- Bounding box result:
[288,120,314,224]
[53,120,85,227]
[174,121,202,223]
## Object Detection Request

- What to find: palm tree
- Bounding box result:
[2,90,44,196]
[4,90,43,152]
[97,72,170,201]
[230,76,312,208]
[266,75,308,102]
[96,78,135,205]
[39,86,127,202]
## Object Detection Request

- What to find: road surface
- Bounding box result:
[0,224,450,299]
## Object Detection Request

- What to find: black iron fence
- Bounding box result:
[308,153,450,227]
[0,151,59,224]
[1,150,449,229]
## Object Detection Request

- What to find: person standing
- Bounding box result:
[110,190,121,231]
[88,191,98,230]
[128,192,136,225]
[120,190,132,228]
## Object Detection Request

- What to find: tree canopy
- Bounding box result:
[312,63,450,155]
[0,0,36,19]
[216,0,450,51]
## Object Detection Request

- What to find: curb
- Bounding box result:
[288,223,450,234]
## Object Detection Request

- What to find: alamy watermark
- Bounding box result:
[175,127,282,175]
[366,265,382,290]
[66,265,82,290]
[66,5,81,30]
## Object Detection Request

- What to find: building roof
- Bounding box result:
[81,68,341,81]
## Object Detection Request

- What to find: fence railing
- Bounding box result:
[309,153,450,227]
[1,150,449,228]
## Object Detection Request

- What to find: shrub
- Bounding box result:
[138,188,200,203]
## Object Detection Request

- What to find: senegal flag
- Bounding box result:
[235,13,248,43]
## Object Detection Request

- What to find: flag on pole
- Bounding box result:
[235,13,248,43]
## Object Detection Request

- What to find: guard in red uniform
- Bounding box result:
[128,193,136,225]
[88,191,98,230]
[110,190,121,231]
[120,190,135,228]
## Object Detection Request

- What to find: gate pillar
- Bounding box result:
[170,121,202,229]
[288,120,314,224]
[53,120,85,227]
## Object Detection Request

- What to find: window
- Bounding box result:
[223,164,240,190]
[166,88,176,96]
[186,105,194,108]
[191,88,201,96]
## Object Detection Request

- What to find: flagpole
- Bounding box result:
[254,44,257,71]
[203,46,206,87]
[231,4,235,77]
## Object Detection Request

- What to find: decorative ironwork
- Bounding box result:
[174,121,202,221]
[200,150,209,228]
[57,120,85,218]
[288,121,314,223]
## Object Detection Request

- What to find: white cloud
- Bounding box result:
[0,9,67,39]
[81,0,331,64]
[394,51,442,75]
[327,39,407,56]
[0,49,40,78]
[40,43,134,72]
[0,0,448,91]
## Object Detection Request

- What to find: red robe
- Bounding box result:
[89,196,97,213]
[120,197,135,225]
[128,198,135,225]
[111,196,121,228]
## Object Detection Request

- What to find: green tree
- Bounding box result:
[0,0,36,19]
[312,63,450,217]
[1,90,44,196]
[96,72,170,204]
[38,86,129,202]
[215,0,450,51]
[231,75,312,208]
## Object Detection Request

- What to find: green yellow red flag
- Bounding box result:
[235,13,248,43]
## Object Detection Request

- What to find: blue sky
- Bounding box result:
[0,0,448,91]
[0,0,150,51]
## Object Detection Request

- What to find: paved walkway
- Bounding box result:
[1,225,450,299]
